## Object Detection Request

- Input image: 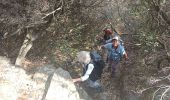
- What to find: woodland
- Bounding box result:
[0,0,170,100]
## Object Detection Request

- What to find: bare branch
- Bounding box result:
[42,0,64,19]
[137,86,157,94]
[152,85,170,100]
[3,28,22,39]
[152,87,162,100]
[42,7,62,19]
[25,21,48,28]
[160,87,170,100]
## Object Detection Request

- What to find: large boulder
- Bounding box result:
[0,56,91,100]
[42,67,80,100]
[0,57,31,100]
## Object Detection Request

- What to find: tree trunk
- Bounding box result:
[15,33,34,66]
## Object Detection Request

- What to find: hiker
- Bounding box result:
[72,51,104,91]
[103,28,114,43]
[95,28,113,45]
[99,36,128,77]
[95,28,114,62]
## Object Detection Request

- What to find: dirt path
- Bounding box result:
[97,34,139,100]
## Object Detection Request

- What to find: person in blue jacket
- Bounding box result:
[99,36,128,77]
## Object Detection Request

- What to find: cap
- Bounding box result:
[112,36,119,40]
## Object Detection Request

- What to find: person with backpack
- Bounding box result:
[95,28,114,63]
[95,28,113,45]
[72,51,104,91]
[103,28,113,43]
[99,36,128,77]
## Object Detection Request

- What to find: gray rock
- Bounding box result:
[0,56,91,100]
[45,67,80,100]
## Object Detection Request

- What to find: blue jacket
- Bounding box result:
[104,43,125,61]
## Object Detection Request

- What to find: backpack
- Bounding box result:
[89,51,105,81]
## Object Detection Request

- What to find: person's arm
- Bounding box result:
[73,64,94,83]
[98,45,104,50]
[105,38,113,43]
[120,46,128,60]
[81,64,94,81]
[123,52,128,60]
[72,78,82,83]
[98,43,111,50]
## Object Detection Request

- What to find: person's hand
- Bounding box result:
[125,57,129,60]
[125,57,129,64]
[72,78,81,83]
[72,79,78,83]
[95,35,102,40]
[124,53,129,63]
[97,46,101,50]
[98,45,103,50]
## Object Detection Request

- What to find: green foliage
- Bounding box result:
[59,40,78,56]
[127,0,165,54]
[50,55,58,65]
[137,31,158,52]
[54,39,79,60]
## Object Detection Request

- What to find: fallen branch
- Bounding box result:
[152,87,162,100]
[42,7,62,19]
[160,87,170,100]
[42,0,64,20]
[129,84,170,100]
[152,85,170,100]
[3,28,22,39]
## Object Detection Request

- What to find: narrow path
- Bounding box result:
[115,34,139,100]
[100,34,140,100]
[69,33,140,100]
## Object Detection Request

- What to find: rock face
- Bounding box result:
[0,56,90,100]
[45,68,79,100]
[0,57,29,100]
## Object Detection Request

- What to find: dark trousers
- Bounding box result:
[108,60,119,76]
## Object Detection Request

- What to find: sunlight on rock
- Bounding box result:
[45,68,80,100]
[0,84,17,100]
[0,57,90,100]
